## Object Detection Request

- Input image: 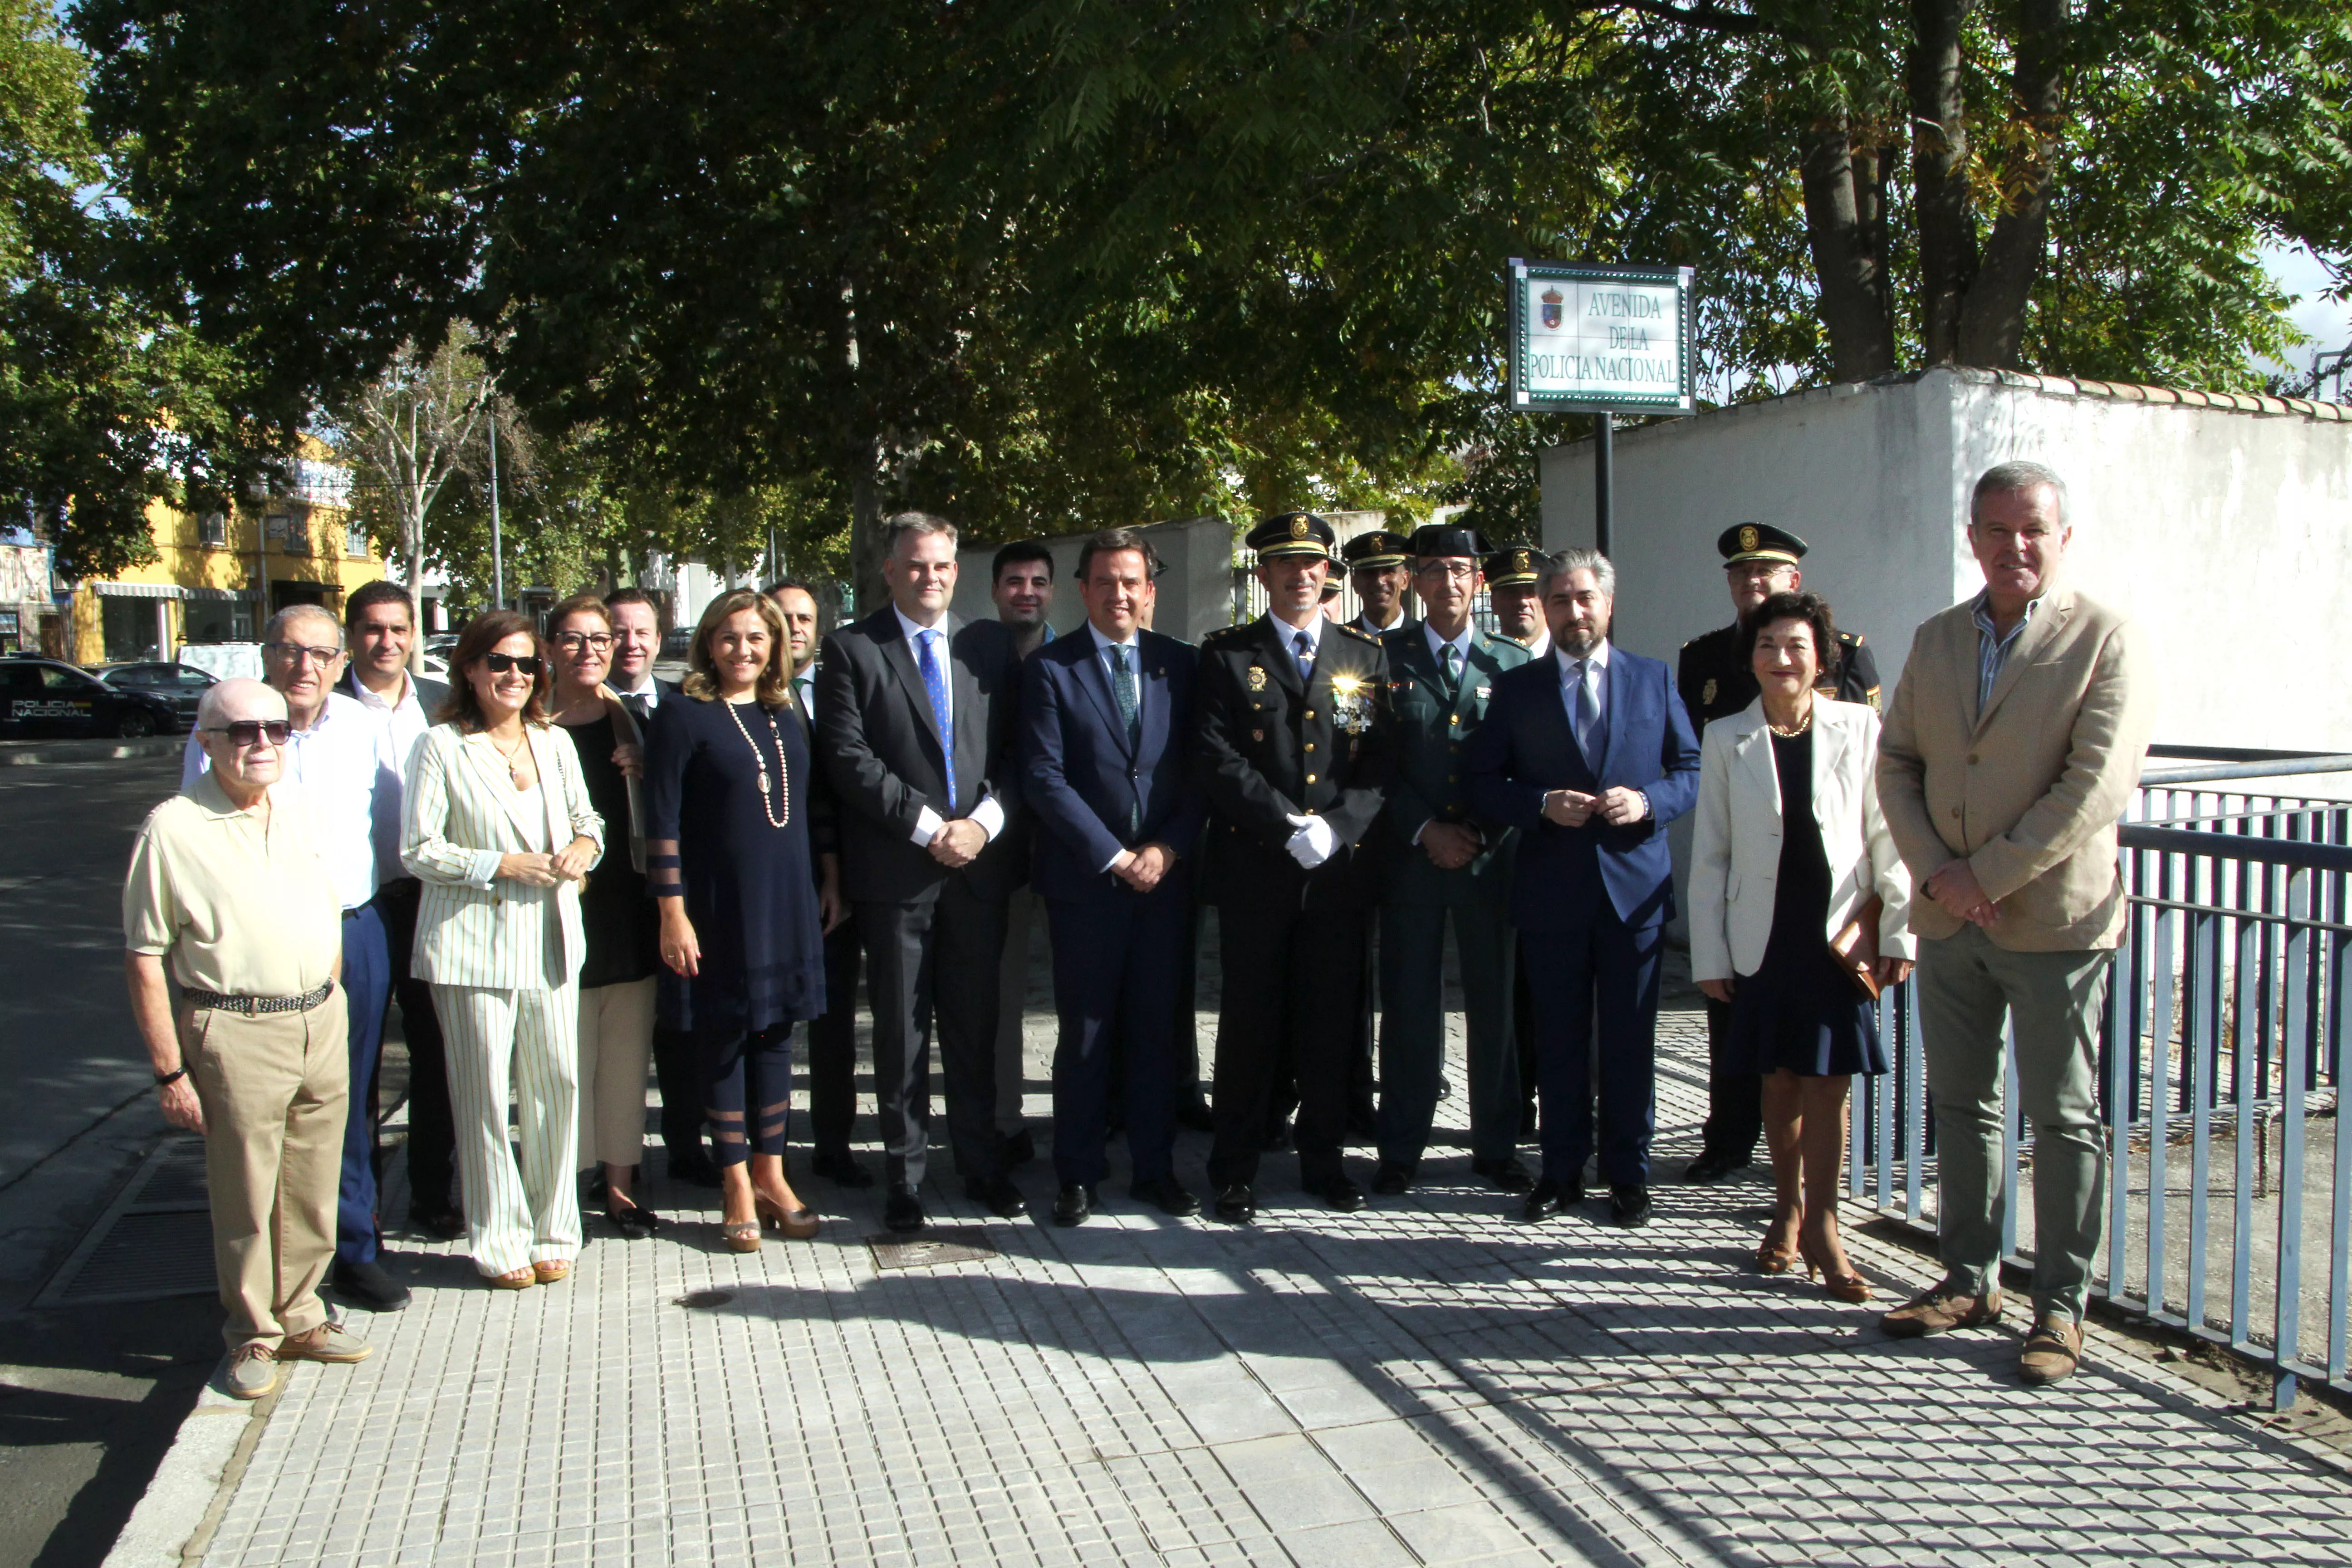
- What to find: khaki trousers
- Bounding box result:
[576,977,657,1171]
[186,992,349,1350]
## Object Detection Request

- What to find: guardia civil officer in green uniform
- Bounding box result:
[1371,524,1534,1196]
[1341,528,1416,638]
[1194,511,1394,1221]
[1676,520,1882,1184]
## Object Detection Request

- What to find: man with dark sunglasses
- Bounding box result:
[181,604,411,1312]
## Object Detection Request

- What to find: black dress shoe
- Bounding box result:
[606,1200,661,1240]
[667,1149,723,1190]
[1175,1094,1215,1133]
[1129,1178,1200,1218]
[1051,1184,1096,1226]
[407,1206,466,1242]
[811,1148,877,1189]
[1682,1151,1750,1184]
[1472,1156,1534,1194]
[1311,1173,1368,1213]
[1522,1177,1584,1222]
[1610,1184,1653,1227]
[331,1258,412,1312]
[1213,1183,1255,1224]
[1436,1074,1454,1101]
[884,1183,926,1234]
[965,1175,1026,1218]
[1371,1161,1413,1196]
[999,1127,1037,1171]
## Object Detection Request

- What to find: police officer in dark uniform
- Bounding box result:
[1485,542,1549,1139]
[1194,511,1394,1220]
[1676,520,1881,1184]
[1341,529,1416,637]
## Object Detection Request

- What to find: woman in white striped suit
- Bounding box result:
[403,611,604,1288]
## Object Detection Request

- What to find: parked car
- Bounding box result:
[0,656,182,738]
[95,661,218,725]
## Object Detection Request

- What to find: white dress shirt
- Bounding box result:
[1424,621,1473,674]
[1521,627,1552,660]
[181,691,392,911]
[791,664,818,725]
[349,671,433,883]
[609,670,663,711]
[894,608,1005,848]
[1555,637,1612,723]
[1266,612,1323,678]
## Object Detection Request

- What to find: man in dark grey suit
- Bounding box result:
[816,513,1026,1232]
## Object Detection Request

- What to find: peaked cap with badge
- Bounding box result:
[1339,529,1414,571]
[1483,545,1544,588]
[1676,520,1881,731]
[1246,510,1338,562]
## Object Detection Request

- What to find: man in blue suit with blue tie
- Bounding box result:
[1018,529,1207,1225]
[1466,548,1700,1227]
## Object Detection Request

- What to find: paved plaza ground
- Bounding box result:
[107,983,2352,1568]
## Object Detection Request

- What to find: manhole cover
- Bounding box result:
[674,1289,735,1309]
[867,1226,998,1271]
[38,1136,216,1307]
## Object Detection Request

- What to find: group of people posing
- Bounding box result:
[124,456,2151,1400]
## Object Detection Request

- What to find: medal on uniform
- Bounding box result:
[1325,672,1373,735]
[1476,685,1490,699]
[1247,665,1267,691]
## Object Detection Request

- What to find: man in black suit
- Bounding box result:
[1018,529,1205,1226]
[766,578,875,1190]
[815,513,1026,1232]
[602,587,715,1189]
[1193,511,1393,1220]
[337,582,449,1289]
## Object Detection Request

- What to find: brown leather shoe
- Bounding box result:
[1878,1285,2004,1338]
[2018,1313,2083,1385]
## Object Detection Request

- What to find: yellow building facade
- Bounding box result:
[66,453,387,665]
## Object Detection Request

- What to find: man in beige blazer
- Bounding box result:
[1875,460,2154,1385]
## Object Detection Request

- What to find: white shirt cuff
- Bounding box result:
[911,806,945,846]
[970,795,1005,842]
[1101,846,1130,874]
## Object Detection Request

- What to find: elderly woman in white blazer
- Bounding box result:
[403,611,603,1289]
[1688,592,1911,1304]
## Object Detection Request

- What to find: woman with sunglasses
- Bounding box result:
[644,588,831,1251]
[402,611,604,1289]
[541,593,664,1239]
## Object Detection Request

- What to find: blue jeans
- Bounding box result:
[335,902,392,1266]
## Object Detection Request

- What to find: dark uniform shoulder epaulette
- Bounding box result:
[1838,630,1863,646]
[1202,624,1255,646]
[1493,632,1533,650]
[1333,622,1382,645]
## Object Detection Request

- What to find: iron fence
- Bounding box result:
[1851,748,2352,1409]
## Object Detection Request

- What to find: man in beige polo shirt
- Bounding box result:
[1875,461,2154,1385]
[124,678,374,1399]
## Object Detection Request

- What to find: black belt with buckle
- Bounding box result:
[184,980,335,1016]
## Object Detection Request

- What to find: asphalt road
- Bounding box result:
[0,756,224,1568]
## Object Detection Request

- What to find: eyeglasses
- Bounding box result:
[264,641,342,666]
[481,652,545,676]
[201,719,292,748]
[551,632,614,652]
[1416,561,1477,581]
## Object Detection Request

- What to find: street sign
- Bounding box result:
[1506,260,1695,414]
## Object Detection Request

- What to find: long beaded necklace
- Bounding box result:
[724,697,791,828]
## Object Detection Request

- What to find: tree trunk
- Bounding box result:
[1910,0,1976,365]
[1801,122,1898,382]
[1956,0,2067,368]
[848,439,889,616]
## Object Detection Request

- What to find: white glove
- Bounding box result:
[1284,813,1338,869]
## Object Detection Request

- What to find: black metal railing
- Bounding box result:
[1850,748,2352,1409]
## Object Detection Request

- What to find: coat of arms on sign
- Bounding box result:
[1539,287,1564,329]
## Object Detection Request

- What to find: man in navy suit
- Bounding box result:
[1018,529,1206,1225]
[1466,549,1700,1227]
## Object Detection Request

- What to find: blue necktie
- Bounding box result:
[916,628,956,813]
[1294,629,1314,677]
[1111,645,1142,833]
[1572,659,1602,770]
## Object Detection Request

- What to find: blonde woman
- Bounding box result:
[403,610,603,1288]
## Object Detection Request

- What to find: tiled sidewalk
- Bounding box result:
[176,1006,2352,1567]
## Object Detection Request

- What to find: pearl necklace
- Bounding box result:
[724,698,791,828]
[1766,705,1815,739]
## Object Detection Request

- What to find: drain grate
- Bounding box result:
[866,1226,999,1272]
[37,1136,216,1307]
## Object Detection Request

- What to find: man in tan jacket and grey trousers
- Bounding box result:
[1875,460,2153,1385]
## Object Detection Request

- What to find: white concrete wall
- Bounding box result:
[1541,367,2352,755]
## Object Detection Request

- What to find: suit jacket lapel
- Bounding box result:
[463,732,538,844]
[1735,710,1779,816]
[1975,587,2072,734]
[1073,637,1132,755]
[949,619,986,810]
[877,611,946,760]
[1255,619,1306,698]
[526,727,568,849]
[1593,654,1630,780]
[1141,637,1175,768]
[1808,703,1842,828]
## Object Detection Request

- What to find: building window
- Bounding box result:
[199,512,227,548]
[269,513,308,555]
[346,518,369,558]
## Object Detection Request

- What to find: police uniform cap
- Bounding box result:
[1409,524,1490,562]
[1247,510,1338,561]
[1339,529,1413,570]
[1319,575,1343,601]
[1484,545,1544,588]
[1718,521,1807,567]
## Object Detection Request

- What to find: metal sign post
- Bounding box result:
[1505,260,1697,559]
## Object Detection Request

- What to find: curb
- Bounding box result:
[0,738,184,766]
[101,1379,266,1567]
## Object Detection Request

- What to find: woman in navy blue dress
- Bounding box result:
[646,588,831,1250]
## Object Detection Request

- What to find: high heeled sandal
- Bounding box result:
[720,1215,762,1254]
[489,1266,536,1290]
[1800,1241,1872,1303]
[755,1193,820,1240]
[533,1259,570,1284]
[1754,1240,1799,1275]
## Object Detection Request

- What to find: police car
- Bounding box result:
[0,656,183,738]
